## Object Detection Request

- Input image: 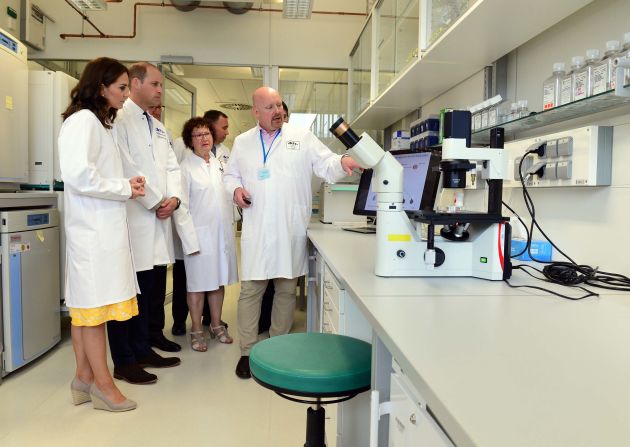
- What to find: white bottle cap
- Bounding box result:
[552,62,565,72]
[606,40,621,52]
[571,55,585,67]
[518,99,528,108]
[585,49,600,61]
[624,32,630,44]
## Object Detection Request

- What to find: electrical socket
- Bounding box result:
[504,125,613,188]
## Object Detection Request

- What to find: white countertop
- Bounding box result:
[308,223,630,447]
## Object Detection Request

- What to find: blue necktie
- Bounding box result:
[143,111,153,137]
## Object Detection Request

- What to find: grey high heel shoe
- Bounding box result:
[89,384,137,412]
[71,377,91,405]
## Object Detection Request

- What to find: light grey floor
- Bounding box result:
[0,281,309,447]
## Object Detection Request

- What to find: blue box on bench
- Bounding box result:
[511,239,553,262]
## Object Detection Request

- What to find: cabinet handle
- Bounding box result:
[324,280,333,289]
[323,305,333,312]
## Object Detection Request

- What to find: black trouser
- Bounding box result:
[148,265,168,341]
[258,282,275,334]
[171,259,209,328]
[107,268,157,367]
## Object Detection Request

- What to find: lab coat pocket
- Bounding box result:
[95,205,127,251]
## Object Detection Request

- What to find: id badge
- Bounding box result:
[258,167,271,181]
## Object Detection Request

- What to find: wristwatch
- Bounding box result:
[174,197,181,210]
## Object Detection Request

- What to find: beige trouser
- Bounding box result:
[238,277,299,355]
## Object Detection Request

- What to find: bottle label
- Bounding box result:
[574,72,588,100]
[560,77,572,105]
[591,63,608,95]
[543,82,556,110]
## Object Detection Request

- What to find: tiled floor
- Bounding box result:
[0,281,309,447]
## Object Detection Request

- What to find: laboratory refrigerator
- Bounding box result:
[1,208,61,376]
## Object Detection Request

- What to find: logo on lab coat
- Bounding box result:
[155,127,168,140]
[286,140,301,151]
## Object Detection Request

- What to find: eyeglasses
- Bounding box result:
[192,132,212,139]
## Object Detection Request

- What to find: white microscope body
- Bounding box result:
[331,117,511,280]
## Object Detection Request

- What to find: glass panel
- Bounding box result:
[350,18,373,119]
[279,68,348,153]
[471,84,630,144]
[162,75,194,138]
[395,0,419,74]
[377,0,419,96]
[425,0,477,50]
[378,0,396,93]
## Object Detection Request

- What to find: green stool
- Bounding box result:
[250,332,372,447]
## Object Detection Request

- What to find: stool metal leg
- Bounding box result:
[305,403,326,447]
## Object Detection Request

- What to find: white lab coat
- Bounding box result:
[58,110,139,308]
[115,99,198,272]
[181,150,238,291]
[224,123,346,280]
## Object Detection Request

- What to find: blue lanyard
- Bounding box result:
[259,129,281,165]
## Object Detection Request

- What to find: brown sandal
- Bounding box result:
[210,325,233,344]
[190,331,207,352]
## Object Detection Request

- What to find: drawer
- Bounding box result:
[323,292,340,329]
[322,310,337,334]
[323,265,343,310]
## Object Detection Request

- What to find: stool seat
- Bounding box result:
[250,333,371,397]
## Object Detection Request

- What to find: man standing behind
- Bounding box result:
[224,87,360,379]
[109,62,199,384]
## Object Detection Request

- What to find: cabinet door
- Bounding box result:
[389,373,453,446]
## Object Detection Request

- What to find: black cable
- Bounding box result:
[509,147,630,293]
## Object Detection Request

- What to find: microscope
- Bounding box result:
[330,110,512,280]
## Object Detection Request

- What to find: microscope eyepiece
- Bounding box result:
[330,117,361,149]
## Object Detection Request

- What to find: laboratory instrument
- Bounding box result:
[330,111,511,280]
[1,208,61,376]
[0,27,28,184]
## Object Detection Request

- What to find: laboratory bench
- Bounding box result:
[306,222,630,447]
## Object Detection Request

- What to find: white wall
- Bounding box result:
[28,0,366,69]
[465,0,630,276]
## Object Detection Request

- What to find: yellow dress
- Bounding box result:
[69,296,139,327]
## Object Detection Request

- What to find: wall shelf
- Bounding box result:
[471,85,630,144]
[350,0,593,130]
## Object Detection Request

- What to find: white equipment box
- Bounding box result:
[319,183,367,224]
[0,27,28,183]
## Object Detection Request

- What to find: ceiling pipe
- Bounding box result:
[60,1,367,39]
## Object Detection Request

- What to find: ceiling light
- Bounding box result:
[221,103,252,111]
[283,0,312,19]
[68,0,107,10]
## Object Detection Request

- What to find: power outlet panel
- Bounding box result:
[505,125,613,188]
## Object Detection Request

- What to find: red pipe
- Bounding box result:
[60,1,367,39]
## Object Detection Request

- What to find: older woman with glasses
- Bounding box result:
[179,117,238,351]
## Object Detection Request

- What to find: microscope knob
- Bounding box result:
[396,250,406,258]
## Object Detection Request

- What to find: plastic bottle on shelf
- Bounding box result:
[517,100,529,118]
[573,50,599,100]
[591,40,620,95]
[560,56,584,105]
[542,62,565,110]
[612,32,630,90]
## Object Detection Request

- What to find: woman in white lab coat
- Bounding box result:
[59,57,145,412]
[180,117,238,351]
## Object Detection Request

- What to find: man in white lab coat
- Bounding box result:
[224,87,361,379]
[171,109,232,335]
[107,62,199,384]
